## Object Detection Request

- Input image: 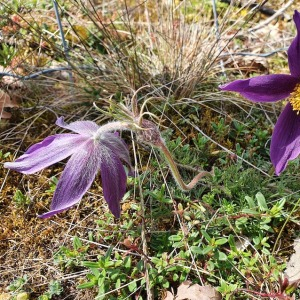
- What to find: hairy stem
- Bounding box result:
[93,121,132,140]
[158,142,212,191]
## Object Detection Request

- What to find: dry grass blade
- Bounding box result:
[1,0,300,299]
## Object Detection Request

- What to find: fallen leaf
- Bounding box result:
[0,66,24,89]
[0,89,18,120]
[163,291,175,300]
[163,281,222,300]
[0,293,11,300]
[285,238,300,282]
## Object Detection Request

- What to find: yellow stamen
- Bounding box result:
[289,84,300,113]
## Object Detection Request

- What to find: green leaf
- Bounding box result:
[261,248,270,255]
[104,246,113,259]
[137,260,144,271]
[245,196,256,208]
[128,280,137,292]
[110,269,120,280]
[277,198,286,209]
[151,257,160,265]
[215,238,228,245]
[228,235,237,252]
[162,280,169,288]
[172,241,185,248]
[157,197,173,204]
[256,192,268,211]
[190,246,203,254]
[253,236,260,245]
[98,270,106,287]
[201,230,212,242]
[38,295,50,300]
[131,266,138,277]
[91,268,100,277]
[270,198,286,216]
[115,278,121,289]
[124,256,132,269]
[103,260,114,268]
[95,286,106,300]
[235,217,248,229]
[72,236,82,250]
[86,274,95,280]
[77,281,96,289]
[241,208,260,215]
[114,260,123,267]
[82,261,101,268]
[168,235,182,242]
[216,251,227,261]
[202,245,214,255]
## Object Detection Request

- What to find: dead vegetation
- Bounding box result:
[1,1,300,299]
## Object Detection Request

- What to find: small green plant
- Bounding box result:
[78,246,144,299]
[45,176,58,193]
[0,44,17,67]
[0,150,11,159]
[38,280,63,300]
[54,236,89,270]
[7,275,28,292]
[149,252,190,289]
[13,189,30,208]
[211,117,230,139]
[190,230,228,260]
[235,192,286,237]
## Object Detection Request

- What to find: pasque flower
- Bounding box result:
[220,10,300,175]
[4,117,132,218]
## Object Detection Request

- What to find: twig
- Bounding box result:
[249,0,294,32]
[220,47,288,58]
[211,0,226,77]
[0,67,72,80]
[131,133,153,300]
[220,0,282,17]
[52,0,73,83]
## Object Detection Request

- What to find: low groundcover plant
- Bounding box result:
[220,10,300,175]
[4,117,133,218]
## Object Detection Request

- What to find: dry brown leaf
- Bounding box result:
[163,281,222,300]
[285,238,300,282]
[163,291,175,300]
[0,65,24,89]
[0,89,18,120]
[0,293,11,300]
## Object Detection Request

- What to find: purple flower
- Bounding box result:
[220,10,300,175]
[4,117,132,218]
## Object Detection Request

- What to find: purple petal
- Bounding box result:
[100,132,133,170]
[56,116,99,137]
[39,140,100,218]
[100,153,127,218]
[288,11,300,78]
[220,74,299,102]
[270,103,300,175]
[4,134,86,174]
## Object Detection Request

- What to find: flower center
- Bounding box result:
[289,84,300,113]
